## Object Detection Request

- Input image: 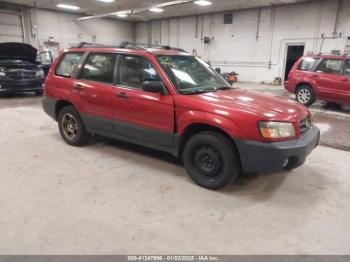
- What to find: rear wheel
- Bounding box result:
[296,85,315,106]
[58,105,89,146]
[182,131,240,190]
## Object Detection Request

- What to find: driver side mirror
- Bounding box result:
[142,81,164,94]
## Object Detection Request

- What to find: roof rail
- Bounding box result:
[119,41,186,52]
[75,42,106,48]
[316,51,343,56]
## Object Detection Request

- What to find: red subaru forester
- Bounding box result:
[285,54,350,106]
[42,42,320,189]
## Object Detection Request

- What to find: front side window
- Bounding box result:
[55,52,83,77]
[157,55,231,95]
[117,55,161,89]
[79,53,116,84]
[343,60,350,76]
[316,59,343,75]
[298,57,319,71]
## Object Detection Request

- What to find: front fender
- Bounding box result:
[177,110,243,138]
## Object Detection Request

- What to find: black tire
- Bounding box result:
[35,90,44,96]
[296,85,315,106]
[182,131,240,190]
[58,105,89,146]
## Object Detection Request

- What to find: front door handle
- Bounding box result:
[311,75,319,78]
[115,92,129,99]
[341,78,349,82]
[74,84,84,90]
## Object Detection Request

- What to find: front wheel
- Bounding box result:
[182,131,240,190]
[58,105,90,146]
[296,85,315,106]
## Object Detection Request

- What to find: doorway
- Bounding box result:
[284,45,305,80]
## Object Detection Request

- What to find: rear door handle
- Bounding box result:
[311,75,319,78]
[115,92,128,99]
[341,78,349,82]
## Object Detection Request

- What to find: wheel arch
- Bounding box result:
[55,100,75,120]
[296,82,314,92]
[178,123,241,165]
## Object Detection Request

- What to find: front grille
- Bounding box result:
[6,70,36,80]
[299,116,311,134]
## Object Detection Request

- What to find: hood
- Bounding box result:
[186,88,309,122]
[0,42,37,63]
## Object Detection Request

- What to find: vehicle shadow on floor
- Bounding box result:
[85,135,292,195]
[53,133,328,205]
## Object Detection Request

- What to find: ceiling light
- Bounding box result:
[194,0,212,6]
[116,13,128,18]
[56,4,80,10]
[97,0,115,3]
[149,7,164,13]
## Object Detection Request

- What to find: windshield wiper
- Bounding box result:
[215,86,232,90]
[181,88,217,95]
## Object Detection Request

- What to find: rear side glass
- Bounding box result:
[79,53,116,84]
[316,59,343,75]
[343,60,350,76]
[297,58,319,71]
[55,52,83,77]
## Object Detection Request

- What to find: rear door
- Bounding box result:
[340,59,350,102]
[313,58,344,100]
[111,53,175,147]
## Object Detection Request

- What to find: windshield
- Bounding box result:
[157,55,231,94]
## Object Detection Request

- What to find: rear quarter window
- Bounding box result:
[55,52,83,77]
[297,57,319,71]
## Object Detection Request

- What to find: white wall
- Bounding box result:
[27,9,133,52]
[135,0,350,82]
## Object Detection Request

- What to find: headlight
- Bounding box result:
[258,121,296,139]
[36,69,45,79]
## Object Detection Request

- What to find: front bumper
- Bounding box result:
[0,79,43,93]
[235,126,320,173]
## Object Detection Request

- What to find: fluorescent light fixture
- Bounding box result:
[57,4,80,10]
[97,0,115,2]
[149,7,164,13]
[116,13,128,18]
[194,0,212,6]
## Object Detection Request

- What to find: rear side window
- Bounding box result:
[343,60,350,76]
[55,53,83,77]
[79,53,116,84]
[316,59,343,75]
[298,57,319,71]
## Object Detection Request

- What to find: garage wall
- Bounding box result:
[27,9,133,52]
[135,0,350,82]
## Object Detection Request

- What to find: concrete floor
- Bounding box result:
[1,86,350,255]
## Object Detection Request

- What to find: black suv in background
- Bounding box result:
[0,42,45,95]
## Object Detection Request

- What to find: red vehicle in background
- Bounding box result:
[285,54,350,106]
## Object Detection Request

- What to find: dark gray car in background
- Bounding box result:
[0,42,45,95]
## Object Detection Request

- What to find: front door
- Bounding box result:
[111,54,175,147]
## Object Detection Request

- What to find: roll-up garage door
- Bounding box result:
[0,11,24,43]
